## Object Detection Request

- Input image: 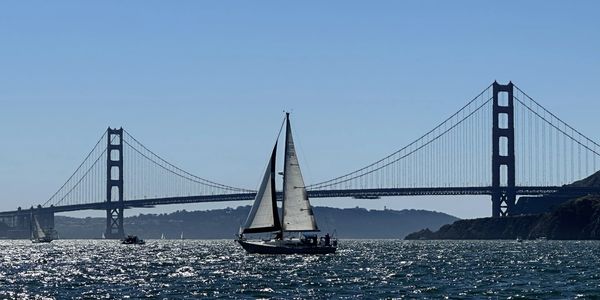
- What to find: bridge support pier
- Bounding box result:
[105,128,125,239]
[0,207,55,239]
[0,209,31,239]
[492,82,516,217]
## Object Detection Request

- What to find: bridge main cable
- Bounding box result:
[42,130,110,207]
[123,129,255,193]
[307,84,493,190]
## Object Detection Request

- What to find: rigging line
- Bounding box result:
[275,114,286,143]
[514,85,600,150]
[307,84,493,188]
[122,129,251,191]
[528,101,533,184]
[571,128,575,181]
[250,116,286,191]
[542,109,547,185]
[514,96,600,157]
[549,113,553,184]
[247,115,286,191]
[122,140,253,193]
[310,97,493,189]
[42,130,108,207]
[563,124,567,184]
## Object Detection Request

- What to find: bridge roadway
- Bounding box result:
[2,185,599,217]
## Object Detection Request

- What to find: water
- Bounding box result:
[1,240,599,299]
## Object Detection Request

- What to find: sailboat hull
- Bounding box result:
[31,237,53,243]
[237,239,336,254]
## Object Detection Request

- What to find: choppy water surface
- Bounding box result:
[1,240,599,299]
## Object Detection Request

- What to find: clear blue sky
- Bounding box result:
[1,1,599,219]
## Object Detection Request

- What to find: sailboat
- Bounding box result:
[236,113,337,254]
[31,215,53,243]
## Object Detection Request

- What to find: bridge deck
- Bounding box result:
[3,185,598,217]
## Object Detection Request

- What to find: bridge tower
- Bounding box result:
[492,82,516,217]
[105,128,125,239]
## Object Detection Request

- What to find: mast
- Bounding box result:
[280,113,289,237]
[281,113,289,234]
[30,212,34,240]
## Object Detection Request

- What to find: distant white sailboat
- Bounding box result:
[31,215,52,243]
[161,233,166,240]
[236,113,337,254]
[180,232,184,240]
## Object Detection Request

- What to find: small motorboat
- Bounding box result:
[121,235,145,245]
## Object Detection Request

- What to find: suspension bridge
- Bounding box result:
[2,81,600,239]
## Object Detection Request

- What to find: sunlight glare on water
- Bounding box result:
[1,240,599,298]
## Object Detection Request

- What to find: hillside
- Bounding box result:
[406,195,600,240]
[55,206,459,239]
[406,170,600,240]
[515,170,600,215]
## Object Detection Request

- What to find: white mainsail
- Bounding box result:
[33,216,46,239]
[282,114,319,232]
[241,144,282,233]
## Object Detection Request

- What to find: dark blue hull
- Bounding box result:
[237,240,336,254]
